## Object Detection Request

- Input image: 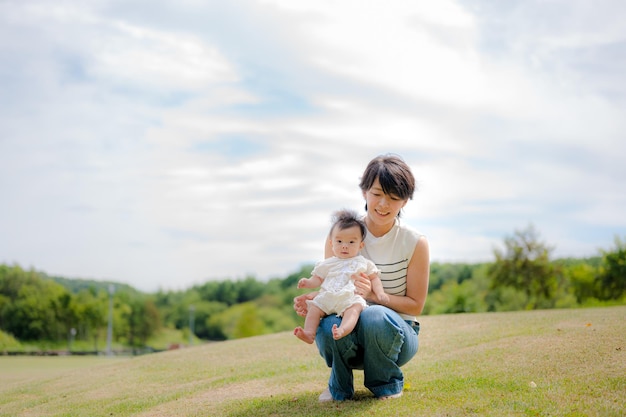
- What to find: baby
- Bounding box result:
[294,209,389,343]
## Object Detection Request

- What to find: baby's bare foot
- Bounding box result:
[332,324,347,340]
[294,327,315,344]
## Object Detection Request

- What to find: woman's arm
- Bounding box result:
[368,236,430,316]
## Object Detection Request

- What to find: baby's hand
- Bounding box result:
[297,278,308,289]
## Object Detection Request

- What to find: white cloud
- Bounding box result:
[266,0,488,107]
[90,21,238,90]
[1,0,625,291]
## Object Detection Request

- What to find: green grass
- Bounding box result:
[1,306,624,416]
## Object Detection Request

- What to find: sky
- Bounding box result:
[1,0,625,293]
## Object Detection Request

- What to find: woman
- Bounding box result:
[294,154,430,401]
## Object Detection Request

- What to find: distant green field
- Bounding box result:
[1,306,624,417]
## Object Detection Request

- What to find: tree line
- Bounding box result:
[425,227,624,314]
[1,226,624,353]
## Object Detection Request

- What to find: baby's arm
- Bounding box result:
[369,273,390,304]
[298,274,323,289]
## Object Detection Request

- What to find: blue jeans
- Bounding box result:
[315,305,419,400]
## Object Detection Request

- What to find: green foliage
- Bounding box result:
[488,224,559,309]
[48,276,139,297]
[0,329,21,350]
[233,303,266,339]
[597,236,626,300]
[2,230,625,350]
[429,262,476,292]
[75,288,108,351]
[424,264,491,314]
[1,268,68,340]
[561,260,597,303]
[425,236,623,315]
[281,265,314,289]
[206,298,300,340]
[0,264,160,352]
[113,292,161,350]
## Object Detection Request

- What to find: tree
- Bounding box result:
[3,273,68,341]
[489,225,559,309]
[119,294,161,353]
[189,300,228,340]
[51,291,80,351]
[136,299,161,347]
[233,303,265,339]
[235,276,266,303]
[597,236,626,300]
[76,288,109,351]
[561,261,598,304]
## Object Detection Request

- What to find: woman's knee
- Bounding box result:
[359,305,396,327]
[358,306,415,357]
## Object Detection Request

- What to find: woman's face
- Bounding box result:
[363,177,407,226]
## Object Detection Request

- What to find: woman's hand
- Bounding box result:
[352,272,372,298]
[293,292,317,317]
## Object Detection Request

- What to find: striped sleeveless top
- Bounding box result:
[360,218,423,322]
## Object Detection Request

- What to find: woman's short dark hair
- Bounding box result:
[359,154,416,200]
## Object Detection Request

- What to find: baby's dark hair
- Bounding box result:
[330,209,366,240]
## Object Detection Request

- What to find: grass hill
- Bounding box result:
[1,306,624,416]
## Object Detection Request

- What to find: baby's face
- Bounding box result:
[330,225,364,259]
